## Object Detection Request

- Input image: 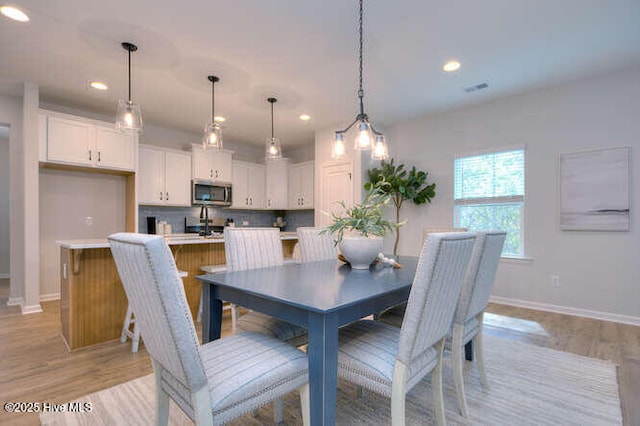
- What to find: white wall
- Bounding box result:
[39,169,126,297]
[378,66,640,322]
[0,93,24,305]
[0,129,9,277]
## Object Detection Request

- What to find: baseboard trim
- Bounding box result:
[6,297,23,306]
[490,296,640,327]
[21,303,43,315]
[40,293,60,302]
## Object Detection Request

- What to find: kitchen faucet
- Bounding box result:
[199,205,211,236]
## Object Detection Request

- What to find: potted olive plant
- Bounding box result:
[322,183,395,269]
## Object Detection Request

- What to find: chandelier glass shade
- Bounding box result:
[332,0,388,160]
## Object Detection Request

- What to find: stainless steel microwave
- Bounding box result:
[191,179,232,206]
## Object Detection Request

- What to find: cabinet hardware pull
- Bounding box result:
[250,197,252,205]
[97,151,101,162]
[245,197,248,205]
[166,192,169,201]
[210,170,213,178]
[160,192,163,200]
[88,150,92,161]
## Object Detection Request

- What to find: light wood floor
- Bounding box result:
[1,279,639,425]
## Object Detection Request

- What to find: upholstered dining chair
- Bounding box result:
[296,227,337,263]
[336,232,476,425]
[108,233,309,425]
[224,227,310,423]
[224,228,308,346]
[378,227,469,324]
[448,230,506,418]
[422,227,467,246]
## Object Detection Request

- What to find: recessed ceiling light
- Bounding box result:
[89,81,108,91]
[443,60,461,72]
[214,116,226,123]
[0,5,29,22]
[299,114,311,121]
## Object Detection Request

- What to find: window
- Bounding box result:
[454,149,525,256]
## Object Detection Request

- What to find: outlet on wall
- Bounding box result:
[85,216,93,226]
[550,274,560,287]
[242,220,249,226]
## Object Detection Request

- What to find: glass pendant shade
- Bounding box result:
[332,132,346,159]
[115,100,143,132]
[203,122,223,150]
[354,120,373,151]
[265,97,282,160]
[203,75,223,151]
[371,134,389,160]
[265,137,282,160]
[116,42,142,133]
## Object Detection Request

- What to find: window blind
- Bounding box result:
[454,149,525,201]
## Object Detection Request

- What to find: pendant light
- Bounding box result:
[332,0,388,160]
[265,97,282,160]
[115,42,143,133]
[203,75,223,150]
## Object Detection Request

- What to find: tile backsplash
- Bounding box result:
[138,206,314,234]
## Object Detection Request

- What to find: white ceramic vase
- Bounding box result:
[339,233,383,269]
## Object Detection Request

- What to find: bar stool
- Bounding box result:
[121,270,188,352]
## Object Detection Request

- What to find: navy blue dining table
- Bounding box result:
[197,256,419,426]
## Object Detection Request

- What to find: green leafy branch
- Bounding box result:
[321,183,395,245]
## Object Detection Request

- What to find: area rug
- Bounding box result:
[41,335,622,425]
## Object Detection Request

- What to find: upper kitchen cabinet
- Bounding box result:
[40,111,136,172]
[191,144,233,182]
[265,159,289,209]
[231,161,265,209]
[288,161,314,209]
[139,145,191,206]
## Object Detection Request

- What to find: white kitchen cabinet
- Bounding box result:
[231,161,265,209]
[95,125,136,170]
[265,159,289,209]
[43,112,136,172]
[139,145,191,206]
[288,161,314,209]
[191,144,233,182]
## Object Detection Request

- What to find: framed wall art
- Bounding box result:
[560,147,630,231]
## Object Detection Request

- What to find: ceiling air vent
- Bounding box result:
[464,82,489,93]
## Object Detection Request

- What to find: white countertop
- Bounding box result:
[57,231,299,249]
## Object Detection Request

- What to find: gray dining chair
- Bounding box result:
[448,230,506,418]
[296,227,337,263]
[337,232,476,425]
[224,228,308,346]
[108,232,309,425]
[378,227,468,324]
[224,227,309,423]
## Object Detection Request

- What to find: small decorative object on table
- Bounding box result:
[322,183,396,269]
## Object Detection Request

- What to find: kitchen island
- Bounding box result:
[57,232,298,350]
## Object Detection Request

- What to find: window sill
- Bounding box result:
[500,256,533,264]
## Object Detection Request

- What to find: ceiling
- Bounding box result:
[1,0,639,150]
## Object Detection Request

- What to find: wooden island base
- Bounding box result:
[59,238,297,350]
